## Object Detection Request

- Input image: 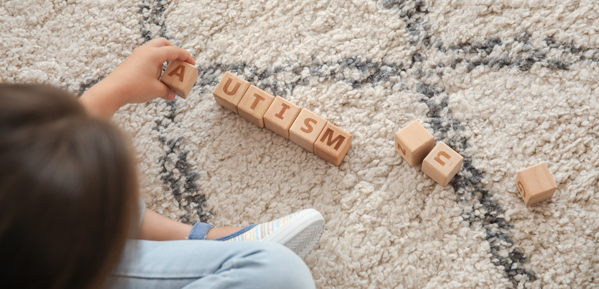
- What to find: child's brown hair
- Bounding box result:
[0,84,139,288]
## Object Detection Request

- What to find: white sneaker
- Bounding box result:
[221,209,325,259]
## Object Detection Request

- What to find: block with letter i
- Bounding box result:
[421,142,463,187]
[314,123,352,166]
[395,120,435,167]
[160,60,199,99]
[289,109,327,153]
[213,72,251,113]
[237,86,276,128]
[263,96,302,139]
[515,162,557,206]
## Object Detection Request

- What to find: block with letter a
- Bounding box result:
[213,72,251,113]
[421,141,463,187]
[289,109,327,153]
[314,122,352,166]
[237,85,275,128]
[160,60,199,99]
[263,96,302,139]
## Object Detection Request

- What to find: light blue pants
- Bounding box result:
[108,202,316,288]
[109,240,315,289]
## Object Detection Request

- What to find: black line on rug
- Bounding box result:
[417,83,537,286]
[193,58,406,97]
[76,76,105,97]
[139,0,169,42]
[153,101,211,223]
[442,32,571,72]
[381,0,537,286]
[140,0,211,223]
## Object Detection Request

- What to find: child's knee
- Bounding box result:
[241,243,316,289]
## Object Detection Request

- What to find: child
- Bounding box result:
[0,38,324,289]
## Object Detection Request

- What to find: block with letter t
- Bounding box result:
[237,85,275,128]
[314,122,352,166]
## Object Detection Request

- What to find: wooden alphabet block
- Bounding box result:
[160,60,199,99]
[213,72,251,113]
[237,85,275,128]
[263,96,302,139]
[314,123,352,166]
[421,142,463,187]
[394,120,435,167]
[515,162,557,206]
[289,109,327,153]
[289,108,327,153]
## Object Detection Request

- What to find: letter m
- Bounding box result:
[320,128,345,150]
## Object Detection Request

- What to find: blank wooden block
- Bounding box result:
[289,109,327,153]
[213,72,251,113]
[237,85,275,128]
[263,96,301,139]
[160,60,198,99]
[314,123,352,166]
[421,142,463,187]
[394,120,435,167]
[515,162,557,206]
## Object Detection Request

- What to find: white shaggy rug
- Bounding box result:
[2,0,599,288]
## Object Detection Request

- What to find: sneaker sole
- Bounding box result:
[262,209,325,259]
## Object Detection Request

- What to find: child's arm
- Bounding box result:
[80,39,200,240]
[80,38,195,120]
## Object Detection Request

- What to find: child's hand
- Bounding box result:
[80,38,196,120]
[107,38,196,103]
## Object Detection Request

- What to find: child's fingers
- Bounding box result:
[146,37,174,47]
[156,82,176,101]
[156,46,196,65]
[161,90,176,101]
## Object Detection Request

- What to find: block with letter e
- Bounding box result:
[314,123,352,166]
[421,142,463,187]
[213,72,251,113]
[394,120,434,167]
[160,60,199,99]
[289,109,327,153]
[263,96,302,139]
[515,162,557,206]
[238,85,275,128]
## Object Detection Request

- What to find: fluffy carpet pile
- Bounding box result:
[2,0,598,287]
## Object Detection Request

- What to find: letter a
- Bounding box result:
[168,65,185,82]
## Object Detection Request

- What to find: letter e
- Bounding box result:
[434,151,451,166]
